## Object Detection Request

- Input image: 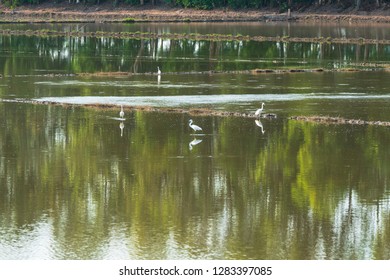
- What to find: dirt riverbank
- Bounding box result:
[2,3,390,23]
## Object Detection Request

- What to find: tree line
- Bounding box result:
[2,0,389,11]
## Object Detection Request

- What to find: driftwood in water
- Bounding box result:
[289,116,390,127]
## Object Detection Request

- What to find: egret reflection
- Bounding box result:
[189,138,203,151]
[255,119,265,134]
[119,122,124,137]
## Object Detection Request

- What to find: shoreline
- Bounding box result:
[2,3,390,23]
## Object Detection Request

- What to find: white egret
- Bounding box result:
[255,120,265,134]
[189,119,202,132]
[157,66,161,75]
[119,105,125,119]
[255,102,265,117]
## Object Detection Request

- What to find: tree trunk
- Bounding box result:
[356,0,361,10]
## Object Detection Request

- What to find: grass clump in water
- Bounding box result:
[123,18,136,23]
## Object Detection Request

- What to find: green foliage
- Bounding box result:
[123,17,136,22]
[2,0,40,7]
[124,0,141,4]
[3,0,390,13]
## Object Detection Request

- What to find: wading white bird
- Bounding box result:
[157,66,161,75]
[255,102,265,117]
[119,105,125,119]
[189,119,202,132]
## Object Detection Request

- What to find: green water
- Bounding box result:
[1,23,390,259]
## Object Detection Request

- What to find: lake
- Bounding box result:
[1,22,390,260]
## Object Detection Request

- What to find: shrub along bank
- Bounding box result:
[1,0,388,13]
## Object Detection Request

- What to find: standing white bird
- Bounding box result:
[189,119,202,132]
[119,105,125,119]
[157,66,161,75]
[255,102,265,117]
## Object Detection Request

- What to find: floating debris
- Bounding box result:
[263,113,278,119]
[289,115,390,127]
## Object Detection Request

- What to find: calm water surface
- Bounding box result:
[1,22,390,259]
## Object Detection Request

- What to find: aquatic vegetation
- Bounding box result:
[122,17,136,23]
